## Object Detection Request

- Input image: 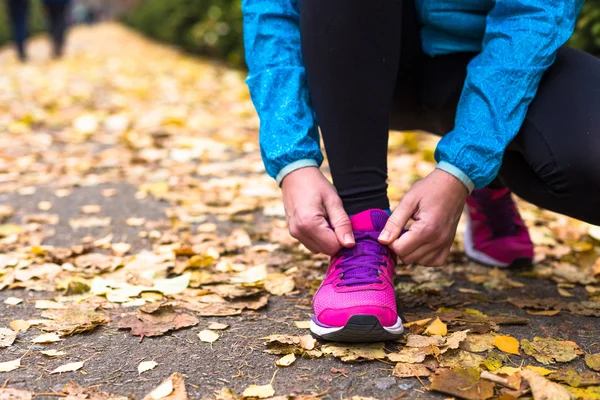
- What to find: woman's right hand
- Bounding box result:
[281,166,355,256]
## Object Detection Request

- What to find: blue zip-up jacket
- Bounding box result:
[243,0,583,191]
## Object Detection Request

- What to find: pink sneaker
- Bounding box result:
[464,188,534,268]
[309,209,403,342]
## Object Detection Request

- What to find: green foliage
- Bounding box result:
[569,1,600,57]
[0,1,47,46]
[122,0,244,67]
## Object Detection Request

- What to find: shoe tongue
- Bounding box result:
[349,209,389,233]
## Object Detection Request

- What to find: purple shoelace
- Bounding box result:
[336,231,388,287]
[472,190,519,238]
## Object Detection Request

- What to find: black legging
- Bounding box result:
[44,2,69,58]
[299,0,600,225]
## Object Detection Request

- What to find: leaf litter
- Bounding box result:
[0,22,599,400]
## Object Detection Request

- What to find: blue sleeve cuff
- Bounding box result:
[275,159,319,187]
[436,161,475,193]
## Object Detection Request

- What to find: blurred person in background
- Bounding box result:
[244,0,600,342]
[6,0,29,61]
[42,0,71,58]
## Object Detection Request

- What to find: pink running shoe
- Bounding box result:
[464,188,534,268]
[310,209,403,342]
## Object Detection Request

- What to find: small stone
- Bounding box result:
[374,377,397,390]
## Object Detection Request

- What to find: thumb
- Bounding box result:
[379,195,416,244]
[324,195,355,247]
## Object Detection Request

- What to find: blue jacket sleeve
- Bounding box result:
[434,1,583,189]
[242,0,323,184]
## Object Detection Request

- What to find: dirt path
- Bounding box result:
[0,24,599,400]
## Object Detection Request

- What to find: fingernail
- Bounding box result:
[344,233,354,245]
[379,231,391,241]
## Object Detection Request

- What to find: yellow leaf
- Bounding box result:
[493,335,520,355]
[403,318,432,328]
[4,297,23,306]
[294,321,311,329]
[31,333,62,344]
[241,384,275,399]
[275,353,296,367]
[558,287,574,298]
[424,317,447,336]
[526,366,555,376]
[10,320,30,332]
[40,350,66,357]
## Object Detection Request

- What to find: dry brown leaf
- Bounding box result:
[521,369,574,400]
[62,381,129,400]
[321,342,385,362]
[31,333,62,343]
[460,333,496,353]
[35,300,66,310]
[263,273,295,296]
[0,387,33,400]
[392,362,431,378]
[387,347,427,363]
[41,309,110,335]
[208,322,229,330]
[142,372,187,400]
[118,307,199,337]
[430,367,495,400]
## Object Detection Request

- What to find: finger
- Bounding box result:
[390,217,439,258]
[416,247,448,267]
[379,195,416,244]
[324,195,354,247]
[397,240,438,265]
[311,218,344,256]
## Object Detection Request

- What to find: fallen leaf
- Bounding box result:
[199,329,219,343]
[521,337,583,364]
[41,309,110,335]
[321,342,385,362]
[138,360,158,374]
[142,372,187,400]
[69,217,111,229]
[51,361,84,374]
[208,322,229,330]
[387,347,427,363]
[0,387,32,400]
[424,317,447,336]
[241,384,275,399]
[294,321,310,329]
[548,367,600,388]
[111,242,132,256]
[405,334,445,348]
[62,381,129,400]
[430,367,495,400]
[493,335,521,355]
[40,349,66,357]
[0,358,21,372]
[276,353,296,367]
[264,273,295,296]
[526,310,562,316]
[31,333,62,343]
[460,333,496,353]
[0,328,17,348]
[403,318,432,328]
[81,204,102,214]
[521,369,574,400]
[558,287,574,298]
[10,320,30,332]
[35,300,66,310]
[118,307,199,337]
[392,362,432,378]
[585,353,600,372]
[4,297,23,305]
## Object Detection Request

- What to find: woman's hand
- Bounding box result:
[281,166,355,256]
[378,169,468,266]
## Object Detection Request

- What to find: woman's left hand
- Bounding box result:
[378,169,468,266]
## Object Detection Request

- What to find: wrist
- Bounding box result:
[276,159,320,187]
[435,161,474,194]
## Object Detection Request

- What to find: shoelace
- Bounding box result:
[472,190,519,238]
[336,231,388,287]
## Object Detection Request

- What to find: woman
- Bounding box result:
[243,0,600,342]
[6,0,29,61]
